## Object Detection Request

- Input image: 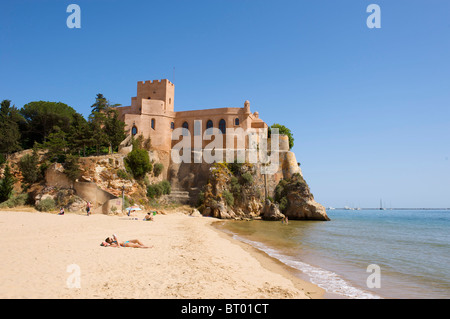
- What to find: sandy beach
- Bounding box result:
[0,209,324,299]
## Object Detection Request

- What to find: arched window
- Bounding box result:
[206,120,213,135]
[219,119,226,134]
[151,119,155,130]
[170,122,175,130]
[132,126,138,136]
[235,117,239,126]
[182,121,189,136]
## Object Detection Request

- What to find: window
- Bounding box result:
[151,119,155,130]
[132,126,138,136]
[219,119,226,134]
[169,98,172,104]
[206,120,213,135]
[170,122,175,130]
[182,121,189,136]
[235,118,239,126]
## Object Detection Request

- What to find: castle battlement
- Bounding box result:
[137,79,174,86]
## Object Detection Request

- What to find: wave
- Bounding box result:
[230,233,382,299]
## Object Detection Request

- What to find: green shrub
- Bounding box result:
[230,176,241,194]
[124,148,152,179]
[36,198,56,212]
[241,171,253,185]
[147,180,171,199]
[269,123,294,150]
[228,161,243,176]
[153,163,164,177]
[197,191,205,207]
[117,169,131,180]
[0,164,14,203]
[160,180,171,195]
[64,154,81,181]
[222,190,234,207]
[279,196,288,212]
[19,153,40,185]
[0,193,29,208]
[147,185,158,199]
[274,179,289,203]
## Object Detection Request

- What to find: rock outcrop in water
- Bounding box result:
[197,156,329,221]
[274,173,330,221]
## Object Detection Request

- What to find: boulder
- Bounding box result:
[262,199,285,221]
[190,208,202,217]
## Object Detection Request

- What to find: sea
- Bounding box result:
[216,209,450,299]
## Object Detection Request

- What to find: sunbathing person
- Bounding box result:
[101,234,150,248]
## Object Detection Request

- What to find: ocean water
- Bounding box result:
[217,210,450,299]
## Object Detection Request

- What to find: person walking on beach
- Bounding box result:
[86,202,91,216]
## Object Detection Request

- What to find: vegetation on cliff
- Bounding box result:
[0,96,125,159]
[0,164,14,203]
[269,123,294,150]
[196,161,329,221]
[197,161,263,219]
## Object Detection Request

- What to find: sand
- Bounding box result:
[0,209,324,299]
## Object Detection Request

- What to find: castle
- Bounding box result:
[115,79,269,153]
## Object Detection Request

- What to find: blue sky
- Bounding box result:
[1,0,449,208]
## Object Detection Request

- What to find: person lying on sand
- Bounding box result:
[101,234,151,248]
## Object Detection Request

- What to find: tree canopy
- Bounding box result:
[269,123,294,150]
[1,94,127,161]
[0,100,22,155]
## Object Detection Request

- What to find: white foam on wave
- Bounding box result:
[231,233,382,299]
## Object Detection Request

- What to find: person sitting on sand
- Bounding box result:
[144,212,154,221]
[101,234,150,248]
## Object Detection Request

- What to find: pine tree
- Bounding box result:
[88,94,123,155]
[90,93,108,113]
[0,100,21,156]
[104,109,126,153]
[44,127,68,162]
[67,113,92,157]
[0,164,15,203]
[18,151,40,184]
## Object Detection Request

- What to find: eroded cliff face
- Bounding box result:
[3,140,327,220]
[188,150,329,221]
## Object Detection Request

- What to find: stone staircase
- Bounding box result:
[167,188,191,205]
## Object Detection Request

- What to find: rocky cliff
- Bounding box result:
[2,135,328,221]
[194,159,329,221]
